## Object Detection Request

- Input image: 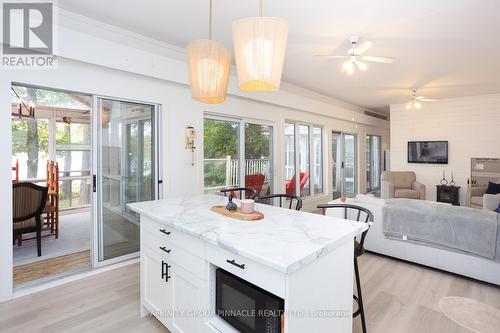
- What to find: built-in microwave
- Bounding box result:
[216,268,284,333]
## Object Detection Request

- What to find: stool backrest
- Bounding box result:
[317,203,374,250]
[257,194,302,211]
[220,187,257,200]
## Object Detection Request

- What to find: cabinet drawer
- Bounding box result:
[142,229,206,279]
[141,216,204,256]
[205,244,286,298]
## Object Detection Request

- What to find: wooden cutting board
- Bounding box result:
[210,205,264,221]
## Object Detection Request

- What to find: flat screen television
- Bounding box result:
[408,141,448,164]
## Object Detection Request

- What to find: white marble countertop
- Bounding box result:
[128,194,368,274]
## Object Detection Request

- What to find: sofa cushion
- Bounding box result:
[470,196,484,207]
[486,181,500,195]
[394,189,420,199]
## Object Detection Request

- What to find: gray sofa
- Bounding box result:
[466,180,500,209]
[381,171,425,200]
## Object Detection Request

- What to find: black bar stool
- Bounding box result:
[256,194,303,211]
[317,203,374,333]
[220,187,257,200]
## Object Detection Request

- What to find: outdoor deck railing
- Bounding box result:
[204,156,270,191]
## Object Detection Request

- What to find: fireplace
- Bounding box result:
[216,268,284,333]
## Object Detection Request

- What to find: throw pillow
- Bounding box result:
[496,203,500,214]
[486,181,500,195]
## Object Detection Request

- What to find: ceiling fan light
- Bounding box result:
[187,39,232,104]
[232,16,288,92]
[415,102,422,109]
[406,102,412,110]
[342,60,354,75]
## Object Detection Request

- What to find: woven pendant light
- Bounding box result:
[187,0,231,104]
[232,0,288,92]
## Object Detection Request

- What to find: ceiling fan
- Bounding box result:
[406,89,438,109]
[313,36,394,75]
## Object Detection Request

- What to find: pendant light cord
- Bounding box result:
[209,0,213,40]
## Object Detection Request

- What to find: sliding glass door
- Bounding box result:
[366,135,381,191]
[332,131,357,199]
[95,98,158,263]
[284,122,324,198]
[244,123,273,197]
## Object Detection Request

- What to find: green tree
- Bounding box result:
[244,124,270,159]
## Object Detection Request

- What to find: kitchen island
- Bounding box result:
[128,194,368,333]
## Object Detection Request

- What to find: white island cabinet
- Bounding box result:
[128,194,367,333]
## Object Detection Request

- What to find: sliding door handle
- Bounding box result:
[92,175,97,192]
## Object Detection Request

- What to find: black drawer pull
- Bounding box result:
[226,259,245,269]
[159,246,171,253]
[159,229,171,235]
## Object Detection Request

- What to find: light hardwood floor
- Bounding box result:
[2,253,500,333]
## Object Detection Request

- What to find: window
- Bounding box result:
[366,135,381,191]
[204,115,273,197]
[56,121,92,209]
[204,118,240,192]
[12,118,49,180]
[284,122,324,198]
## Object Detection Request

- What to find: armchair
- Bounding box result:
[466,179,500,209]
[466,186,488,209]
[381,171,425,200]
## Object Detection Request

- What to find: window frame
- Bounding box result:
[203,113,276,195]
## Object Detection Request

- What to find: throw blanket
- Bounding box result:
[383,199,500,260]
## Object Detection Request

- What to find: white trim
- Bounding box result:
[12,258,139,299]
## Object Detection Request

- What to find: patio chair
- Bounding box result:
[13,182,48,257]
[285,171,309,196]
[244,173,265,197]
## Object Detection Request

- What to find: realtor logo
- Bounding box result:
[1,1,57,68]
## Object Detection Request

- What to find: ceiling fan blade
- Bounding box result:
[355,61,367,71]
[414,96,425,100]
[420,98,438,102]
[313,55,348,59]
[355,41,373,55]
[361,56,394,64]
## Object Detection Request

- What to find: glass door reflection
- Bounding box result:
[98,98,156,261]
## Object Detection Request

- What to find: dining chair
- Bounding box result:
[317,203,374,333]
[44,161,59,238]
[220,187,257,200]
[257,194,303,211]
[12,159,19,184]
[13,182,48,257]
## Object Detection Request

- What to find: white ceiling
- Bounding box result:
[58,0,500,112]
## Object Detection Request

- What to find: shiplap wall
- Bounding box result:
[390,93,500,205]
